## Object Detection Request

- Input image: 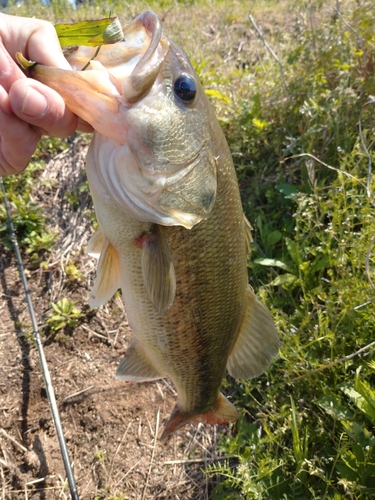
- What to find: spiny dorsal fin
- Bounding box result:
[141,226,176,313]
[89,239,121,308]
[87,228,106,258]
[116,344,163,382]
[244,215,253,257]
[227,285,279,379]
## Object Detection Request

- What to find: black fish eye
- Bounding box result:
[173,76,197,103]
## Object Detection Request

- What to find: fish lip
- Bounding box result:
[122,10,170,104]
[61,11,170,106]
[133,11,162,68]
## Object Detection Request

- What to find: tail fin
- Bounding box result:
[160,393,238,440]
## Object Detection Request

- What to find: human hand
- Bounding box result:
[0,13,93,176]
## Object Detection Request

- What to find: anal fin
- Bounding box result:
[89,239,121,308]
[227,285,279,379]
[116,345,164,382]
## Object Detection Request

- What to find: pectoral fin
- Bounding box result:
[87,228,105,258]
[89,239,121,308]
[227,285,279,379]
[140,226,176,313]
[116,345,163,382]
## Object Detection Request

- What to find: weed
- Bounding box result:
[208,0,375,498]
[46,298,83,332]
[0,146,63,260]
[317,366,375,496]
[65,261,84,282]
[95,450,107,463]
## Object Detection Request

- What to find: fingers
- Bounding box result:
[9,78,78,137]
[0,38,25,92]
[0,79,94,176]
[9,78,94,135]
[26,20,71,70]
[0,14,94,175]
[0,13,70,70]
[0,38,37,175]
[0,85,40,176]
[0,22,78,138]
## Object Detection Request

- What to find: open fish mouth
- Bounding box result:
[65,11,171,105]
[25,11,172,140]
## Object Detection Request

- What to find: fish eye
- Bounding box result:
[173,76,197,103]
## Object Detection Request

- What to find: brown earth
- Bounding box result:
[0,136,235,499]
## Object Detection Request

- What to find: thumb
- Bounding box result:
[9,78,78,137]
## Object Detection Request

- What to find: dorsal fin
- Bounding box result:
[140,226,176,313]
[89,239,121,308]
[227,285,279,379]
[87,228,106,258]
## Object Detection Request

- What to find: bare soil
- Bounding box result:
[0,136,232,499]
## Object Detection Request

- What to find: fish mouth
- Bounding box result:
[26,11,170,143]
[65,10,170,105]
[122,11,169,103]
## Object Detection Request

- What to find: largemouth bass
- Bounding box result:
[27,11,279,439]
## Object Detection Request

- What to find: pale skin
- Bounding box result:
[0,13,93,176]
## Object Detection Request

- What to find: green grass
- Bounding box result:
[2,0,375,498]
[0,138,64,263]
[204,1,375,498]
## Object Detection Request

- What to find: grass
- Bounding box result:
[2,0,375,498]
[204,1,375,498]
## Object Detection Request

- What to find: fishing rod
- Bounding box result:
[0,177,79,500]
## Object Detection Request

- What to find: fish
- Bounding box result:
[26,11,280,439]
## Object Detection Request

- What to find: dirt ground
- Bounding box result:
[0,136,234,499]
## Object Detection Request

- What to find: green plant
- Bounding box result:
[0,193,45,246]
[46,298,83,332]
[317,366,375,496]
[24,230,58,255]
[208,0,375,498]
[95,449,107,463]
[64,178,90,210]
[0,161,59,260]
[65,261,84,282]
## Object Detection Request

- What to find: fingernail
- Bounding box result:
[21,86,48,117]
